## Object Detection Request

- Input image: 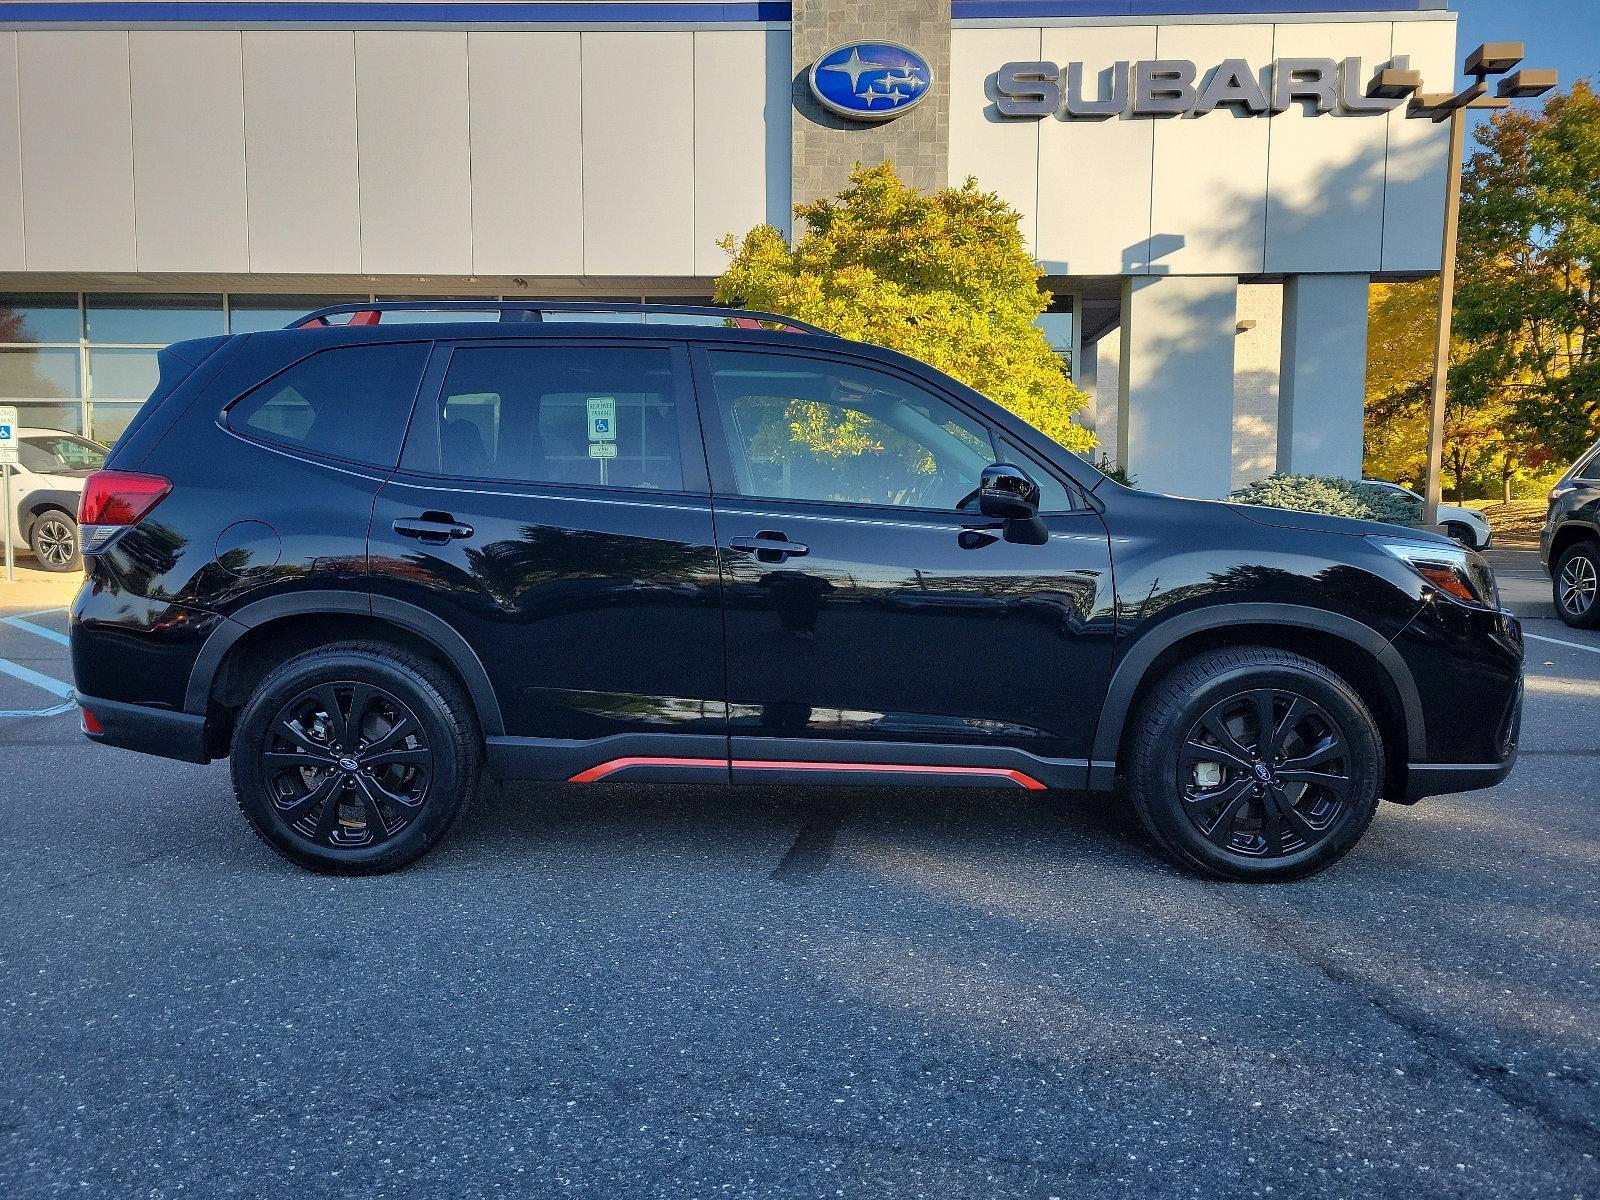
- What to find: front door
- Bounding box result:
[695,345,1116,790]
[368,338,727,780]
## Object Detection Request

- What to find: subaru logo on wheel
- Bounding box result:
[809,42,933,122]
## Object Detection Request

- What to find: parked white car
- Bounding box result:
[1363,478,1492,550]
[6,429,108,572]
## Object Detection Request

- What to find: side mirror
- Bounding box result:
[979,463,1041,522]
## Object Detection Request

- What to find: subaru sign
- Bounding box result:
[810,42,932,122]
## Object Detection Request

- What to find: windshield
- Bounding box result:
[19,434,108,474]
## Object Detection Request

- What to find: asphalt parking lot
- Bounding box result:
[1,547,1596,1198]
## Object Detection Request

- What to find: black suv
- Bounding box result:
[70,302,1524,881]
[1541,438,1600,628]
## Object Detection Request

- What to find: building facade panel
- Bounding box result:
[1382,16,1455,273]
[16,31,137,272]
[129,31,250,274]
[693,29,792,275]
[1264,20,1394,274]
[242,31,362,275]
[1035,23,1159,276]
[354,31,473,275]
[948,26,1042,253]
[0,34,23,273]
[468,31,585,277]
[581,30,697,276]
[1147,21,1274,276]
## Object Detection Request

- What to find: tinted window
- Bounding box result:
[412,344,685,491]
[228,342,428,467]
[707,350,996,510]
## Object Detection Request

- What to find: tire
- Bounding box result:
[1126,647,1383,883]
[1552,541,1600,629]
[230,642,481,875]
[1443,521,1475,549]
[28,510,81,572]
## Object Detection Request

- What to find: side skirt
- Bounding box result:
[486,732,1099,791]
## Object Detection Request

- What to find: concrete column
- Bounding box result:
[1076,336,1099,446]
[1277,273,1370,479]
[1118,274,1238,498]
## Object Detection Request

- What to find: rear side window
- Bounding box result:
[227,342,428,467]
[405,343,686,491]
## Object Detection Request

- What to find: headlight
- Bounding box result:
[1372,536,1498,608]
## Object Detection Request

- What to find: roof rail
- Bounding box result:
[288,300,831,336]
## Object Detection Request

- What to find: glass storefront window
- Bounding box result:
[1035,307,1074,379]
[0,295,80,343]
[0,347,81,398]
[10,400,84,436]
[87,348,160,399]
[88,401,144,446]
[85,293,224,345]
[228,295,367,334]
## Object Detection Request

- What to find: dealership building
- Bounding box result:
[0,0,1458,497]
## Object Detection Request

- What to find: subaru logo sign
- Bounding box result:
[809,42,933,122]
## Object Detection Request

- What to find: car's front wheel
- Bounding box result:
[29,510,80,572]
[1553,542,1600,629]
[1127,647,1382,882]
[230,643,480,875]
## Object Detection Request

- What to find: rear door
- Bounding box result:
[694,344,1116,789]
[368,337,728,780]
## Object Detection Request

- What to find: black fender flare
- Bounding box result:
[18,489,79,543]
[182,590,506,736]
[1087,603,1425,784]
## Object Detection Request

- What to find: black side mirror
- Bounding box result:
[979,463,1041,522]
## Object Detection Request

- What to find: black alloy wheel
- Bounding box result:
[31,512,80,572]
[1178,688,1350,859]
[260,681,433,850]
[231,643,479,875]
[1127,646,1382,881]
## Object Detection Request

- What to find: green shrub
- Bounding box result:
[1093,454,1136,488]
[1227,474,1421,526]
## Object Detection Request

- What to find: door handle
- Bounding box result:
[727,531,809,563]
[392,513,475,544]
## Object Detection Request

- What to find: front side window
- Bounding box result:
[227,342,429,468]
[706,350,999,511]
[411,344,685,491]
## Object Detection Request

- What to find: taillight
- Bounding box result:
[78,470,171,552]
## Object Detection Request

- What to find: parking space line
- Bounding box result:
[0,700,74,719]
[1525,631,1600,656]
[0,616,70,647]
[0,656,73,699]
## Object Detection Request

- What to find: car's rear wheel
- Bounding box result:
[1127,647,1382,882]
[29,510,80,572]
[1553,542,1600,629]
[230,642,480,875]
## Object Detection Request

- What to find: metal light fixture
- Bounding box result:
[1406,43,1556,530]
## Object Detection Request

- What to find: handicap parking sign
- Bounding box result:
[0,406,16,465]
[586,396,617,443]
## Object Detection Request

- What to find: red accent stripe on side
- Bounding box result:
[568,756,725,783]
[734,760,1048,790]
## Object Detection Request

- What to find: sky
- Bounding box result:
[1449,0,1599,128]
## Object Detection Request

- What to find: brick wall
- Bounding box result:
[790,0,951,206]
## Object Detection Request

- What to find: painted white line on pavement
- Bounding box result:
[0,700,74,718]
[0,655,73,698]
[0,616,69,646]
[1526,631,1600,656]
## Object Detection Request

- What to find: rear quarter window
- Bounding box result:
[226,341,429,468]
